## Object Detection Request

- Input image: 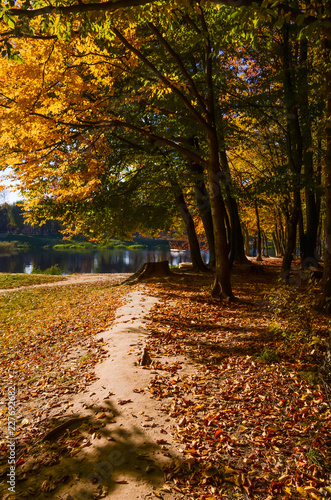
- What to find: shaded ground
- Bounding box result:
[143,260,331,499]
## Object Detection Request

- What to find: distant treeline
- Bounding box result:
[0,203,60,235]
[0,203,170,250]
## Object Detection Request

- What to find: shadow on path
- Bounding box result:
[13,399,177,500]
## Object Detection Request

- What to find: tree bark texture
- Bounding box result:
[207,131,233,299]
[298,38,320,267]
[124,261,173,283]
[242,223,250,256]
[281,27,303,282]
[200,9,234,299]
[321,38,331,310]
[262,231,269,258]
[254,200,263,261]
[219,150,248,264]
[173,189,208,272]
[188,161,216,267]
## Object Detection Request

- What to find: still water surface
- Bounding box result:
[0,248,209,274]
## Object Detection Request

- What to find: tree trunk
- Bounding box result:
[242,223,250,256]
[224,203,231,256]
[281,26,303,283]
[321,38,331,310]
[173,189,208,272]
[281,191,301,283]
[263,230,269,258]
[298,38,320,268]
[299,205,305,263]
[254,200,262,261]
[200,10,233,299]
[272,230,281,257]
[219,149,249,264]
[188,161,216,267]
[207,131,233,299]
[278,214,286,255]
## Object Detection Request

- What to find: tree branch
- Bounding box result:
[111,25,210,131]
[28,110,208,166]
[6,0,318,26]
[8,0,153,19]
[147,21,207,116]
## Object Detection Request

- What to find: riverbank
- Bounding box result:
[0,233,170,251]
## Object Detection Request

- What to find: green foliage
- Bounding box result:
[53,242,96,250]
[265,285,329,360]
[127,244,147,250]
[0,240,31,251]
[257,347,279,363]
[299,370,320,385]
[266,322,283,337]
[31,264,63,275]
[306,447,327,468]
[0,233,64,249]
[15,242,30,249]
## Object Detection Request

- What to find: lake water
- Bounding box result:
[0,248,209,274]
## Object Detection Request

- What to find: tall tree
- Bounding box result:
[0,0,330,303]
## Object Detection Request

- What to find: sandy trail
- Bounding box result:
[12,285,188,500]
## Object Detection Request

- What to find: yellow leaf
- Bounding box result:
[305,487,322,499]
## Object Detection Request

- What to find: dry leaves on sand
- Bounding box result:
[0,282,125,467]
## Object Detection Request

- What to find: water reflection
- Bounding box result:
[0,248,209,274]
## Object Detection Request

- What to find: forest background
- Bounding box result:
[0,1,330,499]
[0,0,330,303]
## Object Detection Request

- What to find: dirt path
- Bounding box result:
[11,286,187,500]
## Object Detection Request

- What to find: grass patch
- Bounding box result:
[127,244,147,250]
[0,273,65,289]
[299,370,321,385]
[53,242,97,250]
[0,282,125,403]
[257,347,279,363]
[0,234,70,249]
[306,447,326,468]
[31,264,63,275]
[0,241,18,252]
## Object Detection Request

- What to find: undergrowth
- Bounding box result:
[266,283,327,350]
[31,264,63,275]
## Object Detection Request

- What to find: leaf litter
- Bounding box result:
[142,264,331,500]
[0,264,330,499]
[0,280,125,487]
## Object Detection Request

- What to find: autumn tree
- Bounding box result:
[0,5,241,297]
[0,0,330,303]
